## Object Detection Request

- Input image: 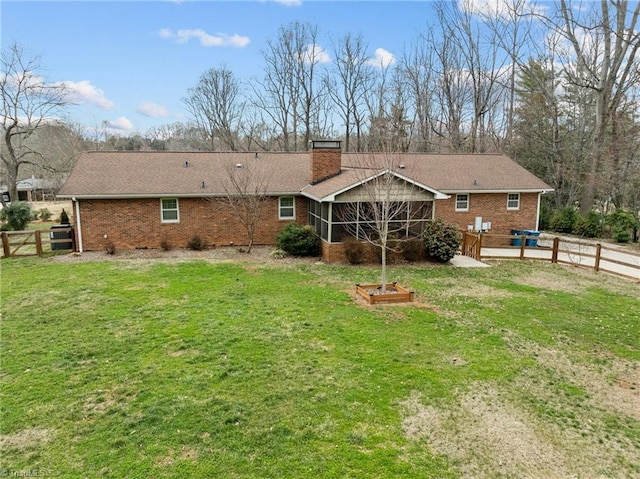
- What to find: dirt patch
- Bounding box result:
[400,384,640,478]
[0,427,54,451]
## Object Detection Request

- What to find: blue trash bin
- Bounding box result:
[525,230,540,247]
[511,229,525,246]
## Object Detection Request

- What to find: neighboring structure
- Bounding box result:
[0,177,57,202]
[57,141,552,262]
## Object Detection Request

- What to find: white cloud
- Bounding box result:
[108,116,134,131]
[58,80,115,110]
[159,28,250,48]
[302,44,331,64]
[366,48,396,68]
[137,101,169,118]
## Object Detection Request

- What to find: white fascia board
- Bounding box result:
[440,188,555,194]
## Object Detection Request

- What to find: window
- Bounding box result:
[279,197,295,219]
[507,193,520,210]
[455,194,469,211]
[160,198,179,223]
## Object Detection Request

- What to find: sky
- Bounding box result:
[2,0,440,135]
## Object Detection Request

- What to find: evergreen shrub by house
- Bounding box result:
[276,223,320,257]
[60,209,70,225]
[39,208,53,221]
[422,219,461,263]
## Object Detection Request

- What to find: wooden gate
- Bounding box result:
[1,228,75,258]
[461,231,482,260]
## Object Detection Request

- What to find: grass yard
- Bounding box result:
[1,255,639,478]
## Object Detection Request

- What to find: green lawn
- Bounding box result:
[1,256,639,478]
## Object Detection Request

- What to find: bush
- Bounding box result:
[60,209,70,225]
[104,239,116,255]
[422,219,461,263]
[269,248,287,259]
[160,237,173,251]
[574,210,603,238]
[607,210,638,244]
[400,238,425,262]
[342,236,366,264]
[549,207,578,233]
[38,208,53,221]
[4,202,33,231]
[276,223,320,257]
[186,235,206,251]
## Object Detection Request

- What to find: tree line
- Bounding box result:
[2,0,639,223]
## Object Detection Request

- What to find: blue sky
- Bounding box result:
[2,1,438,134]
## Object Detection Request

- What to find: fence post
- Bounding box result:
[552,237,559,263]
[594,243,602,272]
[35,230,43,256]
[520,234,527,260]
[477,233,483,260]
[1,232,9,258]
[462,232,468,255]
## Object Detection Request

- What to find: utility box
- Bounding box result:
[50,225,74,251]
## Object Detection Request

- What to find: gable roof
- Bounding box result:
[58,150,552,199]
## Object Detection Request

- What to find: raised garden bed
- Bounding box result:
[355,282,415,305]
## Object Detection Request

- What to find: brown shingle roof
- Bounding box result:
[58,150,552,198]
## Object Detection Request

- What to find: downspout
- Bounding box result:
[535,192,542,231]
[72,197,84,252]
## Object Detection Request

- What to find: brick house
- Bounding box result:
[57,140,552,262]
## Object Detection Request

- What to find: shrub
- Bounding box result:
[4,202,33,231]
[186,235,206,251]
[400,238,425,262]
[422,219,461,263]
[574,210,603,238]
[160,237,173,251]
[342,236,366,264]
[39,208,53,221]
[607,210,638,243]
[104,239,116,255]
[549,207,578,233]
[276,223,320,257]
[60,209,70,225]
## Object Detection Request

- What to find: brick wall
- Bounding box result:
[75,196,307,251]
[435,192,539,234]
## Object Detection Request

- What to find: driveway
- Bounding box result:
[480,234,640,281]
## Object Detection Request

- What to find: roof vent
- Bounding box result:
[201,181,206,189]
[236,163,243,168]
[399,164,406,169]
[254,152,258,159]
[184,161,189,168]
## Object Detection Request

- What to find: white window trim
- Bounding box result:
[279,196,296,220]
[507,193,520,210]
[160,198,180,223]
[455,193,469,212]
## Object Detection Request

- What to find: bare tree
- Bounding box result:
[326,33,374,152]
[554,0,640,213]
[183,66,245,151]
[1,42,70,203]
[335,150,435,291]
[217,156,273,253]
[252,21,326,151]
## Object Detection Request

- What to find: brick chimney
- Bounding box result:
[310,140,342,184]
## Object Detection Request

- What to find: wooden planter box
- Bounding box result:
[355,282,415,305]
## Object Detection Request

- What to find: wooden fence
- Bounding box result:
[461,231,640,281]
[1,228,75,258]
